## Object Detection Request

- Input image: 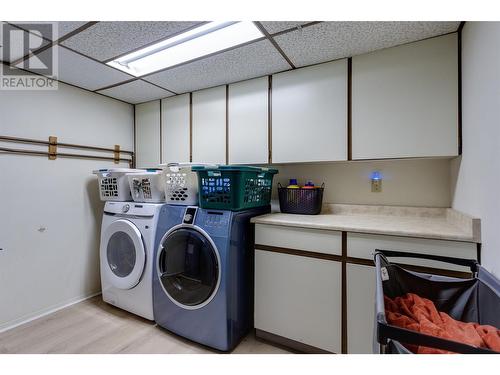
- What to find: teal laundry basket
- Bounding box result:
[192,165,278,211]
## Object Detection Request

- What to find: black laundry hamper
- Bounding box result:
[374,250,500,354]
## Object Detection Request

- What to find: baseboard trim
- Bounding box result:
[255,329,333,354]
[0,291,102,333]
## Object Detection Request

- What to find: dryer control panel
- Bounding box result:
[194,209,232,237]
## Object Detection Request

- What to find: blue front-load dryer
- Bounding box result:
[153,204,270,351]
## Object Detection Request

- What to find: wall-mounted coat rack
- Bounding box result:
[0,135,135,167]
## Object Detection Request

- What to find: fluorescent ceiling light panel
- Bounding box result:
[108,21,264,77]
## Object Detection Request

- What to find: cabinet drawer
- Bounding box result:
[254,249,341,353]
[347,232,477,272]
[255,224,342,255]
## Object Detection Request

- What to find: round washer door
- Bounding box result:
[102,219,146,290]
[157,227,220,310]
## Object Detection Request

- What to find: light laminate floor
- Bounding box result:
[0,296,291,354]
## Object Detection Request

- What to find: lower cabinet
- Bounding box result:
[254,249,342,353]
[346,263,376,354]
[253,224,479,354]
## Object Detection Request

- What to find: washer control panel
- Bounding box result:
[104,201,159,217]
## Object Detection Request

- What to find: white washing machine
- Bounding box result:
[100,201,165,320]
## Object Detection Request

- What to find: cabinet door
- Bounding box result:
[347,263,376,354]
[271,60,347,163]
[352,33,458,159]
[192,86,226,164]
[254,250,342,353]
[161,94,190,164]
[228,77,268,164]
[135,100,160,168]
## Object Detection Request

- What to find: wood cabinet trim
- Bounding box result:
[268,75,272,164]
[189,92,193,162]
[159,99,163,163]
[225,84,229,165]
[255,243,474,278]
[347,57,352,161]
[255,329,333,354]
[255,244,342,262]
[132,106,136,168]
[341,232,347,353]
[457,22,465,155]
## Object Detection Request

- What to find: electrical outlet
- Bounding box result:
[371,178,382,192]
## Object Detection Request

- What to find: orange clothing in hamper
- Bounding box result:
[384,293,500,354]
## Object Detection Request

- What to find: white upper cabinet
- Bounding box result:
[191,86,226,164]
[161,94,190,164]
[228,77,269,164]
[352,33,459,159]
[271,60,348,163]
[135,100,160,168]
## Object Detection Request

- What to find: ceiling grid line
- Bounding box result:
[253,21,296,69]
[139,80,178,95]
[94,77,139,92]
[10,21,98,66]
[269,21,323,37]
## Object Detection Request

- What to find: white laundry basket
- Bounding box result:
[93,168,142,202]
[127,170,166,203]
[160,163,216,206]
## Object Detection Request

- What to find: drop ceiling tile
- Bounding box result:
[274,21,460,67]
[0,22,50,63]
[56,22,89,39]
[143,39,291,94]
[260,21,310,34]
[9,21,88,40]
[61,21,202,61]
[18,45,134,91]
[97,79,174,104]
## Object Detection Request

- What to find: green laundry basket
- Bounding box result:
[192,165,278,211]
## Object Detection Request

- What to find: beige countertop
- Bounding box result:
[251,203,481,243]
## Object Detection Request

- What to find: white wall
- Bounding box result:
[451,22,500,277]
[0,82,134,331]
[274,158,452,207]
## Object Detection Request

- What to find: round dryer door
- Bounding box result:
[102,219,146,290]
[157,227,220,309]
